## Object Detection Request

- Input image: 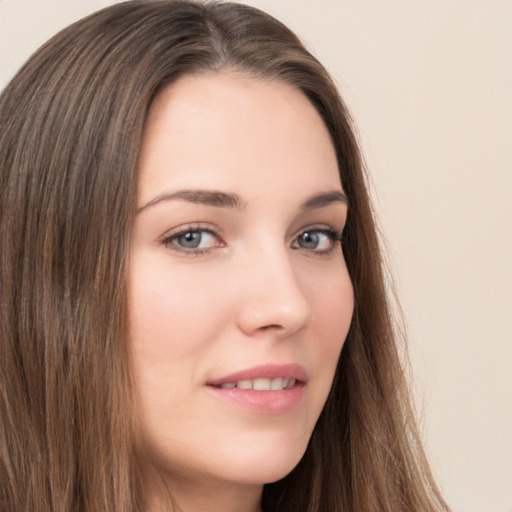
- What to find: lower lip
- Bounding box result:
[206,384,305,414]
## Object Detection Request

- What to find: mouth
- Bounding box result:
[213,377,298,391]
[206,364,307,414]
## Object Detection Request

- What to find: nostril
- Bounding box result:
[259,324,283,331]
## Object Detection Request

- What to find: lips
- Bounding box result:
[206,364,307,414]
[216,377,297,390]
[207,363,307,388]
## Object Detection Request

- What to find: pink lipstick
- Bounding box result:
[206,363,307,414]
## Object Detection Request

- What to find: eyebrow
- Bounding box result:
[299,190,349,210]
[137,188,348,213]
[137,189,246,213]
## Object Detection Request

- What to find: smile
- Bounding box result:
[206,364,307,413]
[216,377,297,390]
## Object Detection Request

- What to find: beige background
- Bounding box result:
[1,1,511,510]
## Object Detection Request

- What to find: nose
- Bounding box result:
[236,248,312,338]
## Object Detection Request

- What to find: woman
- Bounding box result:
[0,1,450,511]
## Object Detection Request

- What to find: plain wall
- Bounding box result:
[1,1,511,511]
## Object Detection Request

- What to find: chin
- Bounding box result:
[146,426,311,488]
[210,432,310,485]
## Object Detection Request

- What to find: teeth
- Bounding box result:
[218,378,296,390]
[237,380,253,390]
[253,378,270,390]
[270,378,283,390]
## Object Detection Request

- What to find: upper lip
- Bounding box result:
[207,363,308,387]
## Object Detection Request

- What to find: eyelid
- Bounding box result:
[160,223,225,255]
[158,221,344,257]
[291,224,344,254]
[293,223,344,239]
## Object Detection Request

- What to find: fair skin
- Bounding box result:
[128,72,354,512]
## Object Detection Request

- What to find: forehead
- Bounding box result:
[137,72,341,203]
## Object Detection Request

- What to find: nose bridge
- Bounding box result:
[236,240,312,336]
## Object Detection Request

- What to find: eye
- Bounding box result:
[291,228,342,253]
[161,226,223,255]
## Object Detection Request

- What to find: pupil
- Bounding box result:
[179,232,201,248]
[300,232,318,248]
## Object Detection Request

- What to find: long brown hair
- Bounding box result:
[0,1,449,511]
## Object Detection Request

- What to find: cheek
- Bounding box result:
[127,255,234,447]
[306,268,353,397]
[127,254,238,438]
[320,277,353,352]
[128,254,230,362]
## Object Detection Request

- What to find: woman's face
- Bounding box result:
[129,73,353,492]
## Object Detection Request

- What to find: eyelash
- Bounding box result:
[160,224,344,257]
[160,224,224,257]
[291,228,343,255]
